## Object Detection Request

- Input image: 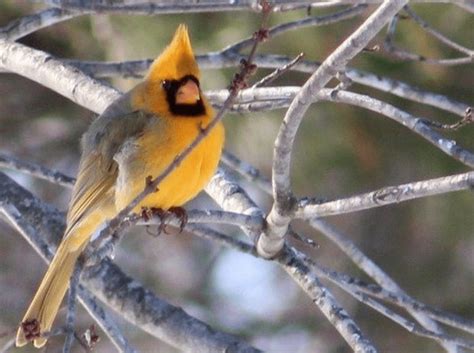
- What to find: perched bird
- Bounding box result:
[16,25,224,348]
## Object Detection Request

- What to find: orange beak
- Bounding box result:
[175,79,200,104]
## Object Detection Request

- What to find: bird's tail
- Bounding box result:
[15,237,82,348]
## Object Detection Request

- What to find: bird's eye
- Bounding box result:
[161,80,171,90]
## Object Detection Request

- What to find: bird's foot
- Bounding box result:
[168,207,188,233]
[141,207,166,222]
[141,207,168,235]
[141,207,187,234]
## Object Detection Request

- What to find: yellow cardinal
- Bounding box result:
[16,25,224,348]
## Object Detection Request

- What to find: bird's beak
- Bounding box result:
[175,79,200,104]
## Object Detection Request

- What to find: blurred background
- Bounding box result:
[0,1,472,352]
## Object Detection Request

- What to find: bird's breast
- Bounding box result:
[114,116,224,211]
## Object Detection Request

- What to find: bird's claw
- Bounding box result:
[168,207,188,233]
[141,206,187,234]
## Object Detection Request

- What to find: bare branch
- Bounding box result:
[57,54,469,117]
[297,171,474,218]
[63,260,83,353]
[403,6,474,57]
[206,168,264,243]
[142,209,265,231]
[2,38,467,118]
[77,287,137,353]
[251,52,304,88]
[2,3,471,351]
[221,4,368,55]
[208,87,474,168]
[221,150,272,194]
[383,12,473,66]
[261,0,410,258]
[295,248,470,352]
[0,39,119,114]
[0,201,136,353]
[278,246,378,353]
[300,248,474,336]
[0,8,84,41]
[349,292,474,350]
[307,221,468,352]
[41,0,319,14]
[323,89,474,167]
[204,170,378,352]
[0,338,15,353]
[0,153,75,187]
[220,146,471,352]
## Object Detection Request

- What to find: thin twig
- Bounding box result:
[403,6,474,57]
[76,285,137,353]
[0,338,15,353]
[0,153,75,187]
[221,4,368,55]
[0,7,84,41]
[278,246,378,352]
[42,0,353,14]
[383,13,472,66]
[63,259,85,353]
[221,150,272,194]
[251,52,304,88]
[425,107,474,131]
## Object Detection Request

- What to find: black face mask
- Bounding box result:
[162,75,206,117]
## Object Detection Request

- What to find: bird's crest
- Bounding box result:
[147,25,200,82]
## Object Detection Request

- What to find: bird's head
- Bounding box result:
[132,25,207,118]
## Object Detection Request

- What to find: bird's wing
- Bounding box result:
[65,151,117,235]
[65,103,152,238]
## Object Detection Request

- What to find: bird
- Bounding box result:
[16,24,224,348]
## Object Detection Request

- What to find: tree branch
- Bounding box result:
[297,171,474,218]
[0,153,75,188]
[0,38,119,114]
[277,246,378,353]
[0,7,84,41]
[63,54,470,117]
[403,6,473,57]
[41,0,319,14]
[220,146,471,352]
[205,170,378,352]
[260,0,410,258]
[208,87,474,168]
[220,4,368,55]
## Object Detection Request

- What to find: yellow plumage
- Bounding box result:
[16,25,224,348]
